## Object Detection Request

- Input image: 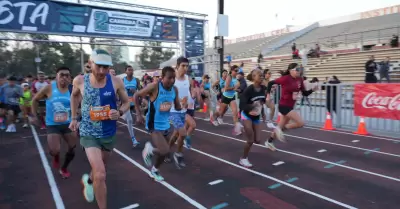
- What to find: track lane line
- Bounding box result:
[118,121,358,209]
[30,125,65,209]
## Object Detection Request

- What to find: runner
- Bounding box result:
[121,65,140,147]
[19,83,32,128]
[265,63,315,149]
[239,69,266,167]
[0,73,7,130]
[167,57,193,168]
[211,70,228,124]
[109,68,116,76]
[211,65,241,135]
[135,66,182,181]
[0,76,22,132]
[69,49,130,208]
[31,67,76,178]
[262,69,276,128]
[32,71,49,129]
[200,74,212,121]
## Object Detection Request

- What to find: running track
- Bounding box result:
[1,113,399,209]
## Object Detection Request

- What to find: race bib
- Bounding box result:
[188,102,194,110]
[54,112,68,123]
[249,101,262,116]
[292,92,300,100]
[160,102,172,112]
[90,105,110,121]
[128,96,134,103]
[180,97,188,108]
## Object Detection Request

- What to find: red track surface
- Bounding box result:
[1,113,399,209]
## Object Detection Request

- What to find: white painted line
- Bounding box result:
[22,134,47,138]
[118,122,357,209]
[208,179,224,185]
[193,128,400,183]
[273,161,285,166]
[120,203,140,209]
[352,140,360,143]
[317,149,327,153]
[30,125,65,209]
[113,136,206,209]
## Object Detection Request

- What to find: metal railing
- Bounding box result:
[268,83,399,137]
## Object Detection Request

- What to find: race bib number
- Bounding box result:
[180,97,188,108]
[292,92,300,100]
[54,112,68,123]
[160,102,172,112]
[90,105,110,121]
[128,96,134,103]
[249,102,262,116]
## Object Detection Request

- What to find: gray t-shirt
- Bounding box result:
[0,84,23,105]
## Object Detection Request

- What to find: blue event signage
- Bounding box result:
[0,0,179,41]
[185,18,205,78]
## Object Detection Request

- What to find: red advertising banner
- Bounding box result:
[354,84,400,120]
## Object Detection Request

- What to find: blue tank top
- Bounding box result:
[219,79,225,89]
[123,77,138,106]
[204,82,210,90]
[79,74,117,138]
[223,76,237,98]
[146,82,176,131]
[45,81,71,126]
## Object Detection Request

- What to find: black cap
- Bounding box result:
[204,74,210,79]
[8,76,17,81]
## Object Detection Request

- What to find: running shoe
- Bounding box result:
[0,124,5,130]
[6,124,16,132]
[266,121,275,129]
[184,136,192,149]
[217,117,224,125]
[239,158,253,168]
[59,168,71,179]
[23,123,29,128]
[81,174,94,202]
[265,141,276,151]
[52,156,60,169]
[173,153,186,169]
[131,137,140,148]
[274,127,286,142]
[150,167,164,182]
[142,142,153,167]
[232,123,242,136]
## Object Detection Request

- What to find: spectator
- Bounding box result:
[390,35,399,48]
[291,43,296,52]
[365,55,378,83]
[315,44,321,58]
[226,54,232,65]
[292,49,300,59]
[322,76,341,115]
[239,62,244,72]
[298,64,305,77]
[300,76,312,108]
[257,53,263,63]
[379,57,391,83]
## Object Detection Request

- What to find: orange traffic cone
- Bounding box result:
[203,102,207,113]
[354,117,368,135]
[276,113,281,123]
[322,112,335,130]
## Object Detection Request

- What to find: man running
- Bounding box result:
[0,76,23,132]
[135,66,182,181]
[19,83,32,128]
[0,73,7,129]
[69,49,130,209]
[31,67,76,178]
[32,71,49,129]
[121,65,140,147]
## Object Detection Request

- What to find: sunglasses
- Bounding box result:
[85,65,91,69]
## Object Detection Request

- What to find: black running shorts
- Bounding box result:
[278,105,293,116]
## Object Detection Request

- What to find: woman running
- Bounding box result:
[211,70,227,124]
[211,66,241,135]
[20,83,32,128]
[265,63,315,150]
[262,69,276,128]
[239,69,266,168]
[200,74,212,121]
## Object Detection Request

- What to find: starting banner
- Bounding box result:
[0,0,179,41]
[354,84,400,120]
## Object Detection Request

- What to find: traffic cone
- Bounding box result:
[322,112,335,130]
[354,117,368,135]
[276,113,281,123]
[203,102,207,113]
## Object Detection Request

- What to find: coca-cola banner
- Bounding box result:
[354,84,400,120]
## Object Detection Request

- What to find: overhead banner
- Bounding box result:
[185,18,204,78]
[354,84,400,120]
[0,0,179,41]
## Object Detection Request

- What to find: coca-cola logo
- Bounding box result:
[361,92,400,110]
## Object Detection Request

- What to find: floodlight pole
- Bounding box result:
[78,0,85,73]
[218,0,224,78]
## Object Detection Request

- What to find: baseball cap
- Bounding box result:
[91,49,113,66]
[21,83,29,88]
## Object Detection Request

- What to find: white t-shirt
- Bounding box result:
[170,75,192,113]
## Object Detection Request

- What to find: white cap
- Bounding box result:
[90,49,113,66]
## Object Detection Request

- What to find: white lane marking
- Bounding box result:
[113,141,206,209]
[120,203,140,209]
[303,125,400,143]
[30,125,65,209]
[273,161,285,166]
[118,122,357,209]
[194,128,400,183]
[352,140,360,143]
[317,149,327,153]
[22,134,47,138]
[208,179,224,185]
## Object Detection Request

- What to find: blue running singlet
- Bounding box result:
[123,77,138,106]
[223,76,237,98]
[146,82,176,131]
[79,74,117,138]
[45,81,71,126]
[203,82,211,90]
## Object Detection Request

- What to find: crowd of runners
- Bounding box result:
[0,49,317,209]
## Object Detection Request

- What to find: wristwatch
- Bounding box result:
[119,110,124,116]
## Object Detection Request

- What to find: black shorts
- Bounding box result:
[6,104,21,115]
[38,100,46,107]
[0,103,6,109]
[221,95,236,104]
[186,109,195,117]
[47,124,72,135]
[278,105,293,116]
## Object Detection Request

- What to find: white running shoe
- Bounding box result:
[265,141,276,151]
[142,142,154,167]
[239,158,253,168]
[274,127,285,142]
[6,124,16,133]
[266,121,275,129]
[217,117,224,125]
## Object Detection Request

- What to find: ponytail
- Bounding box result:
[246,72,253,81]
